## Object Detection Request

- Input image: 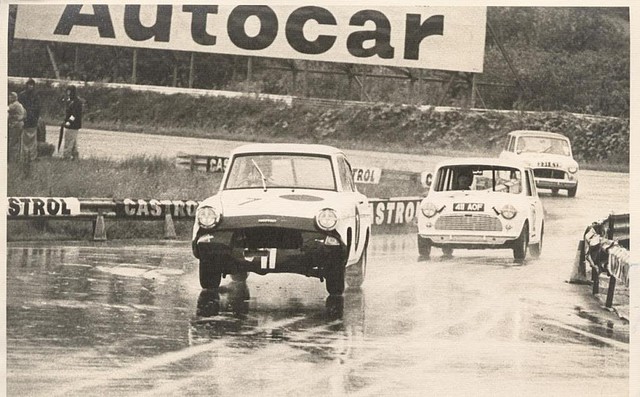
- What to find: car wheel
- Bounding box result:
[346,241,367,288]
[551,188,559,196]
[199,260,222,289]
[567,185,577,197]
[512,224,529,262]
[442,247,454,257]
[325,264,345,295]
[530,224,543,258]
[418,235,432,260]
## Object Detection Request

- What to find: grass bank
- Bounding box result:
[11,82,629,173]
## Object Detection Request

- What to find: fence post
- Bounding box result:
[605,276,617,308]
[164,213,177,239]
[569,240,590,284]
[592,267,600,295]
[93,210,107,241]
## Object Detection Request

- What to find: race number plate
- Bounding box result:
[244,248,277,269]
[453,203,485,212]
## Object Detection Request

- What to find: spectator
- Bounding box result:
[18,78,40,162]
[62,85,82,160]
[8,91,25,163]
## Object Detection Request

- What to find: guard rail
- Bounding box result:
[7,196,425,241]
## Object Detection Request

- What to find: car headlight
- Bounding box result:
[316,208,338,231]
[197,206,221,229]
[500,204,517,220]
[421,202,438,218]
[568,166,578,174]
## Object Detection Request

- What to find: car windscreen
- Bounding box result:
[434,165,523,194]
[225,153,336,191]
[516,136,570,156]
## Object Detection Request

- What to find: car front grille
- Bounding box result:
[435,214,503,232]
[533,168,566,179]
[231,227,304,249]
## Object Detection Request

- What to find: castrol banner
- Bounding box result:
[369,197,422,226]
[115,199,200,219]
[352,167,382,184]
[14,4,486,72]
[7,197,81,217]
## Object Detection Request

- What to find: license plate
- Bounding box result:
[244,248,277,269]
[453,203,484,212]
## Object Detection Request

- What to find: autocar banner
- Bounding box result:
[14,4,486,72]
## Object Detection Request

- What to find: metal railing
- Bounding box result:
[573,213,630,310]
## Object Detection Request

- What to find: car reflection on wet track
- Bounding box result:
[189,280,366,344]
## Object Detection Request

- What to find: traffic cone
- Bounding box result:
[93,212,107,241]
[569,240,590,284]
[164,213,177,239]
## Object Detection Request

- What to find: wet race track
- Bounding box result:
[7,131,630,396]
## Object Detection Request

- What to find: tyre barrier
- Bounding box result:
[573,213,630,310]
[7,196,425,241]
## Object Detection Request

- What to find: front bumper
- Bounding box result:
[418,233,519,249]
[193,228,348,278]
[535,177,577,189]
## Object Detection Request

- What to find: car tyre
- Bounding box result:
[551,188,559,196]
[418,236,432,260]
[199,260,222,289]
[442,247,454,257]
[567,185,577,197]
[513,224,529,262]
[325,264,345,295]
[346,241,367,288]
[530,224,543,258]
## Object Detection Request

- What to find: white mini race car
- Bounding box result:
[192,143,372,295]
[500,130,579,197]
[417,158,545,261]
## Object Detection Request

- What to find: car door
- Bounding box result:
[337,156,368,258]
[524,169,543,242]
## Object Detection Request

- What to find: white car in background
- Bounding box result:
[500,130,579,197]
[192,143,372,295]
[417,158,545,262]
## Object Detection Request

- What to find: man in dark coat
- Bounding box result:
[18,78,40,161]
[62,85,82,160]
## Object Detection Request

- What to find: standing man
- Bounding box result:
[62,85,82,160]
[18,78,40,162]
[8,91,26,163]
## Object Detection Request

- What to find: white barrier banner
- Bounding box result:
[352,167,382,184]
[369,198,422,225]
[14,4,486,72]
[7,197,81,217]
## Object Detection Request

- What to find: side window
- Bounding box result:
[337,157,355,192]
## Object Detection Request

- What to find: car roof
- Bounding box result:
[507,130,569,139]
[435,157,529,170]
[231,143,344,156]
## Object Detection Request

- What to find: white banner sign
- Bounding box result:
[7,197,81,217]
[352,167,382,184]
[14,4,486,72]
